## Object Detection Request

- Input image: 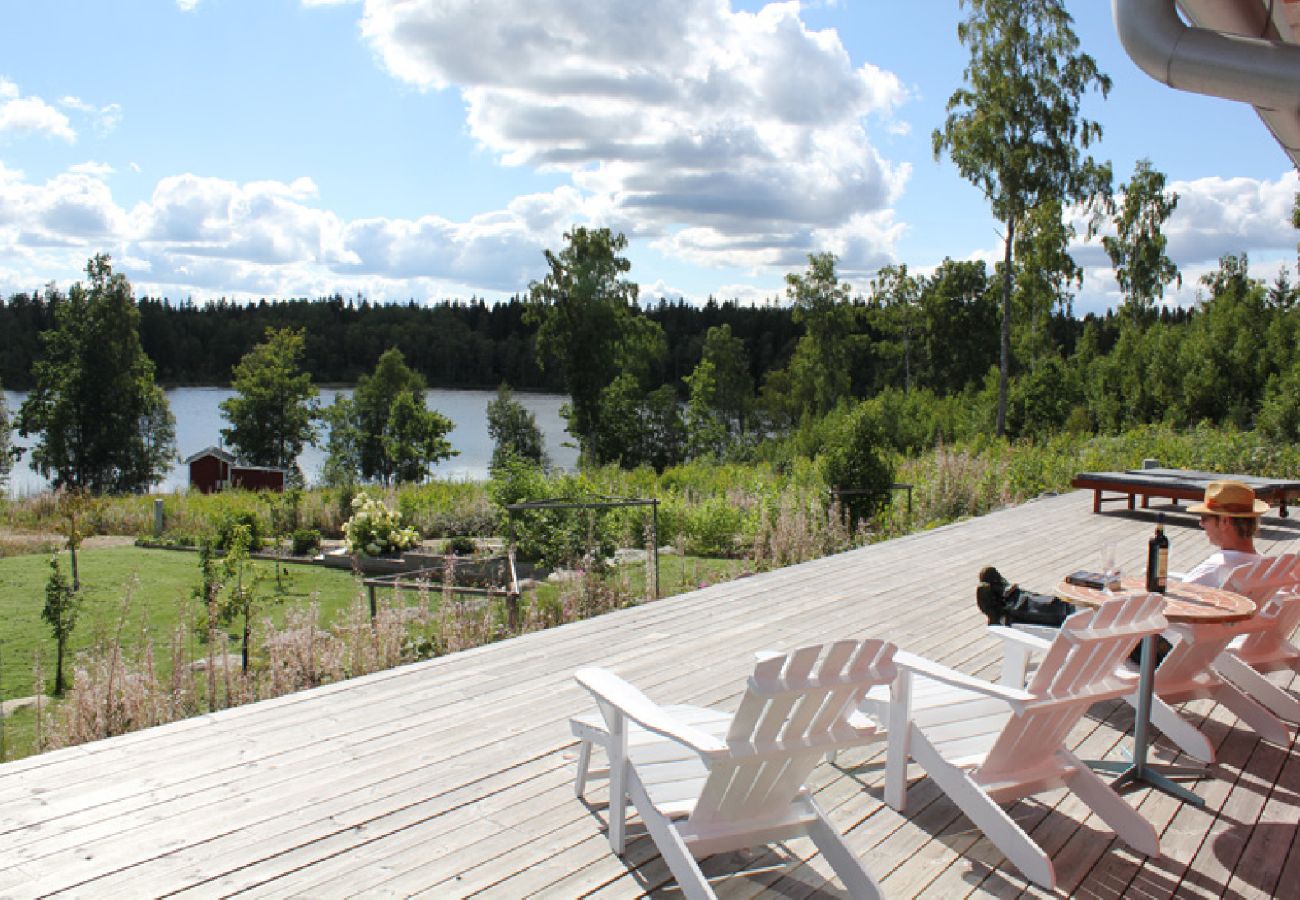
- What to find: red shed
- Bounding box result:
[185,446,287,493]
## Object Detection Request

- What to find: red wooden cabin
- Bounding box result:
[185,446,287,493]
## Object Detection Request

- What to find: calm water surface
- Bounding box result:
[2,387,576,498]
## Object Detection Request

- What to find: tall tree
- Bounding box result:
[786,252,856,415]
[919,259,997,393]
[327,348,456,484]
[1011,198,1083,363]
[683,324,754,459]
[381,390,455,483]
[17,255,176,493]
[352,348,430,483]
[526,227,661,460]
[1103,158,1181,329]
[934,0,1111,435]
[869,265,924,393]
[219,327,320,474]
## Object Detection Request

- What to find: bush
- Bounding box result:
[214,511,264,554]
[820,403,895,526]
[681,497,749,557]
[342,492,421,556]
[291,528,322,556]
[444,535,477,556]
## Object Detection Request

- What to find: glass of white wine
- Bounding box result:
[1101,541,1122,594]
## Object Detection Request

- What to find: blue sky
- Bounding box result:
[1,0,1295,316]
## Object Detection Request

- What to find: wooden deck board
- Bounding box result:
[2,489,1298,898]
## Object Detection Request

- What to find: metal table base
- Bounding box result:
[1087,633,1208,806]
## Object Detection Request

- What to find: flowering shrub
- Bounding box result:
[342,492,421,556]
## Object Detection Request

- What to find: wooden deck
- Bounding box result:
[2,490,1298,898]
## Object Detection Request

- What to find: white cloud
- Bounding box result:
[1162,170,1299,264]
[176,0,200,11]
[948,169,1300,317]
[0,78,76,142]
[69,161,115,178]
[360,0,911,271]
[60,96,122,135]
[0,162,561,302]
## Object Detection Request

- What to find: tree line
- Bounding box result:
[0,287,801,394]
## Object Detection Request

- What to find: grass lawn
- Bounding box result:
[0,544,751,763]
[0,546,365,705]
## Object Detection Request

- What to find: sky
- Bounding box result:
[1,0,1297,317]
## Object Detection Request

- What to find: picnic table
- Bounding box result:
[1071,467,1300,518]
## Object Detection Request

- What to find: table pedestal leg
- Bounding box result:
[1088,634,1207,806]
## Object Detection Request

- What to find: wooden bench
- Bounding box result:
[1071,468,1300,518]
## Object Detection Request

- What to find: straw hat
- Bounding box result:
[1187,480,1269,517]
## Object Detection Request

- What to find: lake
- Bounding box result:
[2,387,576,498]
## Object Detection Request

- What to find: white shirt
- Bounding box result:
[1179,549,1261,588]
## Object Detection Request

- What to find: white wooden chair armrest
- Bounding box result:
[894,650,1033,706]
[990,625,1054,651]
[575,667,728,757]
[990,625,1054,687]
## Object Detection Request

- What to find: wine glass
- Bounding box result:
[1101,541,1121,593]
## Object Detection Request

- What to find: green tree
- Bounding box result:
[1011,199,1082,364]
[42,554,79,696]
[381,390,455,483]
[918,259,997,393]
[526,227,662,460]
[934,0,1112,435]
[786,252,856,415]
[869,265,924,393]
[486,384,547,471]
[593,374,684,472]
[216,524,263,674]
[1176,254,1270,427]
[0,380,13,492]
[321,394,362,488]
[683,325,753,459]
[351,348,449,483]
[1103,158,1181,329]
[219,327,320,473]
[17,255,176,492]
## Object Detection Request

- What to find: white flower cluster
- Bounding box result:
[342,492,421,557]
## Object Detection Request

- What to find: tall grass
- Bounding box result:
[12,421,1297,759]
[19,563,645,757]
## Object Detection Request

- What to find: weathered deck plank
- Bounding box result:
[1,490,1297,898]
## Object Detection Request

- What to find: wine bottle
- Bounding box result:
[1146,513,1169,593]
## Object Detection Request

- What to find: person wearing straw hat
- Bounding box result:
[1179,479,1268,587]
[977,479,1269,625]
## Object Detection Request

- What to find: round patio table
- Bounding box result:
[1055,577,1255,806]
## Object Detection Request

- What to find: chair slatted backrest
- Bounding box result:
[1155,556,1299,685]
[690,639,896,827]
[1223,553,1300,660]
[978,594,1166,783]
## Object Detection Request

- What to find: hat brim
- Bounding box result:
[1186,498,1270,517]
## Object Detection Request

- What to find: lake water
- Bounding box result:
[2,387,576,497]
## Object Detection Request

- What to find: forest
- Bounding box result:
[0,288,804,394]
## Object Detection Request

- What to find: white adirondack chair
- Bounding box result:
[1213,553,1300,723]
[571,639,896,900]
[877,594,1166,890]
[1126,561,1295,764]
[1003,564,1296,765]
